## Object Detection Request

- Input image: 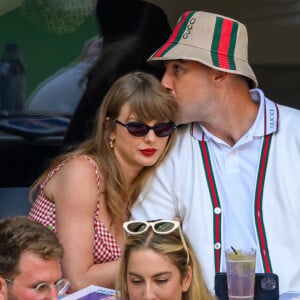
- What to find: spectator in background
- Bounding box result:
[64,0,171,146]
[28,72,177,291]
[0,43,25,114]
[26,36,103,116]
[0,216,68,300]
[116,220,214,300]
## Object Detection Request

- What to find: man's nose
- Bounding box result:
[46,285,59,300]
[161,72,173,91]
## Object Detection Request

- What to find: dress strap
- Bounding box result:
[75,155,103,219]
[80,155,102,204]
[40,160,68,190]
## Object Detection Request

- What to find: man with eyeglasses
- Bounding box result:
[0,216,70,300]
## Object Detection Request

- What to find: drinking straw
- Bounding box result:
[231,246,238,255]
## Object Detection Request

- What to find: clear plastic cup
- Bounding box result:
[225,248,256,300]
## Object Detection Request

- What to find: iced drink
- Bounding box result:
[225,248,256,300]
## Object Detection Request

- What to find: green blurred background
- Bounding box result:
[0,6,98,101]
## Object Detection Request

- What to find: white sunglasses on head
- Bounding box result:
[123,220,190,265]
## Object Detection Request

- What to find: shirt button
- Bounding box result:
[214,207,221,214]
[214,242,221,250]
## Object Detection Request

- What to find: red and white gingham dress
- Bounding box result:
[28,155,121,263]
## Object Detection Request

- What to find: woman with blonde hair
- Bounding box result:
[117,220,214,300]
[28,72,177,292]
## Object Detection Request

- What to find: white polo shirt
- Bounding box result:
[196,91,266,272]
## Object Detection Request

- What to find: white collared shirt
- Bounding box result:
[192,90,266,272]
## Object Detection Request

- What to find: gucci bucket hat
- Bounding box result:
[148,11,258,88]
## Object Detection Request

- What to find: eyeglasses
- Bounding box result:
[115,120,176,137]
[123,220,190,265]
[5,278,71,300]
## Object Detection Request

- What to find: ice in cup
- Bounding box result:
[225,248,256,300]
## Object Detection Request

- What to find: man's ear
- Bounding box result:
[0,277,8,300]
[211,69,227,86]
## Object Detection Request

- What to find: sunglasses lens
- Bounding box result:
[154,221,175,233]
[127,222,147,233]
[154,123,175,137]
[123,121,175,137]
[127,124,149,137]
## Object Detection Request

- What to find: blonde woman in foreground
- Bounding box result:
[28,72,177,292]
[116,220,214,300]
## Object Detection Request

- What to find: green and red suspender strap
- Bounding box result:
[254,134,273,273]
[198,102,276,273]
[254,101,277,274]
[199,134,222,273]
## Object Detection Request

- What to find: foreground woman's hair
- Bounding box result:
[116,220,214,300]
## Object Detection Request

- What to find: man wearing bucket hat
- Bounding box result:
[131,11,300,295]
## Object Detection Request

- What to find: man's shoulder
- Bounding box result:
[276,104,300,141]
[278,103,300,115]
[278,104,300,125]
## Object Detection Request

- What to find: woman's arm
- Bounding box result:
[47,157,120,291]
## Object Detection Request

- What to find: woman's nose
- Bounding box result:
[143,128,157,143]
[143,283,156,300]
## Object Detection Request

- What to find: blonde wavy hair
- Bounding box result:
[116,225,214,300]
[30,71,177,223]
